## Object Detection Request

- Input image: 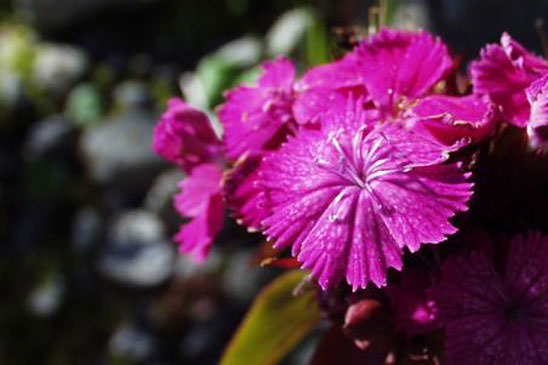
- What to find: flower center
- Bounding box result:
[314,126,411,191]
[505,302,522,321]
[313,128,368,189]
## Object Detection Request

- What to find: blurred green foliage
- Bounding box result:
[220,270,321,365]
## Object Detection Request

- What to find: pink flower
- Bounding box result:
[293,29,492,145]
[173,163,225,261]
[259,98,473,290]
[293,29,455,127]
[153,99,224,261]
[471,33,548,126]
[357,29,495,144]
[293,53,369,125]
[405,94,497,145]
[355,29,453,117]
[218,57,296,161]
[526,74,548,151]
[432,233,548,365]
[153,98,221,172]
[224,156,268,230]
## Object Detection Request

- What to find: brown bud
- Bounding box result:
[343,299,391,339]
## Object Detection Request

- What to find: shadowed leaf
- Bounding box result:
[220,270,320,365]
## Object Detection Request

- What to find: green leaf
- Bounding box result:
[220,270,321,365]
[305,14,331,67]
[196,56,238,108]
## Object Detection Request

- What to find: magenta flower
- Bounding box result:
[293,29,492,145]
[152,99,225,261]
[259,98,473,290]
[357,29,496,144]
[471,33,548,126]
[355,29,453,116]
[526,74,548,151]
[218,57,296,161]
[406,94,497,145]
[153,98,221,172]
[224,156,268,230]
[432,233,548,365]
[293,53,369,125]
[173,163,225,261]
[294,29,456,127]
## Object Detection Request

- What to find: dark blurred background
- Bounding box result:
[1,0,547,364]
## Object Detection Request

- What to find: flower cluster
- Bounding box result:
[153,28,548,364]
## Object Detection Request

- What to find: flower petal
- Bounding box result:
[153,98,220,172]
[471,33,548,126]
[219,57,296,160]
[407,94,497,145]
[174,193,224,262]
[356,29,452,113]
[258,57,296,89]
[174,163,223,217]
[526,74,548,150]
[501,33,548,74]
[294,54,364,92]
[224,156,269,230]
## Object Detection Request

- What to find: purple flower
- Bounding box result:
[173,163,225,261]
[432,232,548,365]
[471,33,548,127]
[259,98,473,290]
[218,57,296,161]
[153,98,221,172]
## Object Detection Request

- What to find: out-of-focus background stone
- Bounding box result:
[1,0,548,363]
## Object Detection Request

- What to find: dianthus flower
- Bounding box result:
[526,74,548,151]
[219,57,300,229]
[218,57,296,161]
[355,29,453,117]
[259,97,473,290]
[223,155,267,230]
[293,52,368,124]
[173,163,224,261]
[153,99,225,261]
[471,33,548,126]
[153,98,221,170]
[294,29,495,144]
[257,29,484,290]
[432,233,548,365]
[405,94,497,145]
[356,29,495,144]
